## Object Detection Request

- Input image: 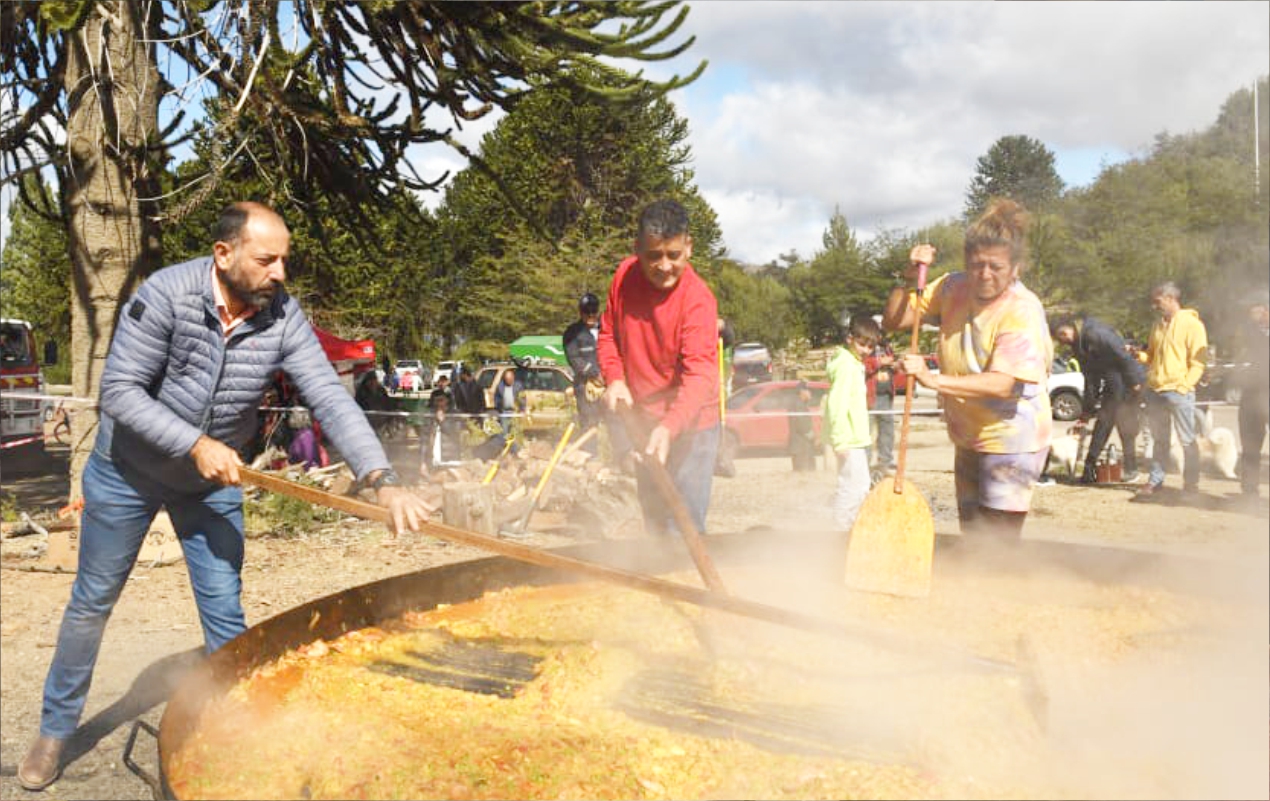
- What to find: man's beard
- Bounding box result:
[226,262,281,311]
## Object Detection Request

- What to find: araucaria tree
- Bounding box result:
[1,0,704,492]
[964,134,1065,220]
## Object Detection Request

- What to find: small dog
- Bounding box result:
[1200,426,1238,479]
[1046,433,1081,478]
[1147,408,1239,480]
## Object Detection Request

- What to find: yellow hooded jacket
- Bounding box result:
[1146,308,1207,394]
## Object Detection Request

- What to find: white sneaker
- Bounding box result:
[1035,476,1056,487]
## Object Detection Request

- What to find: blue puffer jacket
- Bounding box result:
[95,257,390,493]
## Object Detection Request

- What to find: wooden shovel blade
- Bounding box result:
[844,476,935,598]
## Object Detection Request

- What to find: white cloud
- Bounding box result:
[657,0,1269,264]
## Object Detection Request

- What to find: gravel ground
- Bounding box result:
[2,401,1266,799]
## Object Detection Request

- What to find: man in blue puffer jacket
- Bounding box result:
[18,202,435,792]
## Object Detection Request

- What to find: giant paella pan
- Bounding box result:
[137,531,1264,800]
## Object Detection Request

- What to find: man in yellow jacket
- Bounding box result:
[1134,281,1208,500]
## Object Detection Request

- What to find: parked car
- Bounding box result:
[475,362,575,432]
[1047,359,1085,421]
[721,379,830,459]
[732,342,773,385]
[392,359,432,393]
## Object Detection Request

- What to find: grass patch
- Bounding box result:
[0,491,18,523]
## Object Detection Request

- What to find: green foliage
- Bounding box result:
[783,208,892,347]
[0,176,71,380]
[160,143,442,361]
[0,491,17,523]
[244,490,345,539]
[714,259,794,351]
[1055,79,1269,344]
[433,79,723,345]
[964,134,1065,220]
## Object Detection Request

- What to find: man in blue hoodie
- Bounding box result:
[18,202,435,791]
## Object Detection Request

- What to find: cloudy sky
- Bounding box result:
[420,1,1269,266]
[3,2,1266,268]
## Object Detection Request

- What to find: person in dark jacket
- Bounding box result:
[563,292,603,455]
[492,366,525,451]
[1051,313,1147,483]
[451,364,486,420]
[17,202,435,792]
[788,380,818,472]
[1237,291,1269,500]
[418,392,464,475]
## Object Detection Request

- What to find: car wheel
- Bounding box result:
[1051,389,1082,422]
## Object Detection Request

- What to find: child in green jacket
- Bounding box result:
[826,315,880,530]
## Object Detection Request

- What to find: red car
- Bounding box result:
[721,380,830,458]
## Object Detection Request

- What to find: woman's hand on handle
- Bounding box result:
[907,244,936,281]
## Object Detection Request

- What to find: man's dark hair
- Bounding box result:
[847,314,881,345]
[213,201,283,245]
[637,199,690,241]
[718,318,736,349]
[213,203,253,245]
[1049,313,1078,338]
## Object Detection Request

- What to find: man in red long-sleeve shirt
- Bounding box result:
[598,199,720,537]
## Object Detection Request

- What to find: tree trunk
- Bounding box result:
[63,0,162,500]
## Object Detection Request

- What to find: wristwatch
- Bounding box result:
[369,469,401,492]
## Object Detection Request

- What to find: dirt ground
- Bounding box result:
[1,402,1266,800]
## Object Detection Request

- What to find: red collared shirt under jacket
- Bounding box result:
[598,255,720,437]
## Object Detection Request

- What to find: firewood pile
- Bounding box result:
[249,439,643,539]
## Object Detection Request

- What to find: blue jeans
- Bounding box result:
[40,452,246,739]
[873,393,895,468]
[635,425,719,536]
[1146,389,1199,489]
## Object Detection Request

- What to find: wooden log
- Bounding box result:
[442,481,496,537]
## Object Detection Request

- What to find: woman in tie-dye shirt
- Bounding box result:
[882,199,1052,542]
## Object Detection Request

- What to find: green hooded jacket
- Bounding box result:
[825,345,871,452]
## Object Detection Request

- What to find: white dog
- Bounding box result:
[1144,408,1239,480]
[1046,433,1082,478]
[1195,408,1239,479]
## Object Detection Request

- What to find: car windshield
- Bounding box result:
[0,324,33,366]
[734,344,769,361]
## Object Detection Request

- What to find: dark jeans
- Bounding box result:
[1082,398,1140,480]
[574,388,602,456]
[635,425,719,536]
[40,452,246,738]
[1239,387,1269,496]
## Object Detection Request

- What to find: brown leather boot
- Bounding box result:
[17,735,65,791]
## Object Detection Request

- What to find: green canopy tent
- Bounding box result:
[509,335,569,366]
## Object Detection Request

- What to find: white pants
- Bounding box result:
[834,448,871,530]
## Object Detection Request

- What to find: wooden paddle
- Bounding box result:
[844,260,936,598]
[614,406,728,595]
[235,465,1044,698]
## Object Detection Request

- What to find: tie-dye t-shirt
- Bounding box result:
[912,272,1053,454]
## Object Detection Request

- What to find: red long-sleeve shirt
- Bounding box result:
[597,255,720,437]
